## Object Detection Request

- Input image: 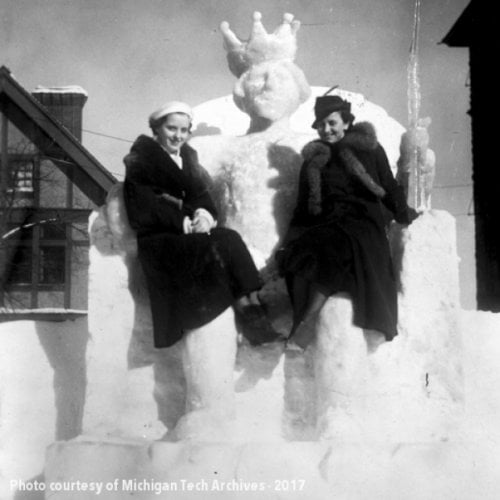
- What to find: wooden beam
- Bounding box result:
[64,223,72,308]
[1,110,7,194]
[1,207,92,225]
[31,225,39,308]
[0,310,87,322]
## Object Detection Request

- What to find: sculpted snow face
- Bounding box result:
[233,60,310,129]
[222,11,311,133]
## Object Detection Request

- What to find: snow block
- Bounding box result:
[43,438,500,499]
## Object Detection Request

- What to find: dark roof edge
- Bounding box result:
[0,66,118,194]
[441,2,473,47]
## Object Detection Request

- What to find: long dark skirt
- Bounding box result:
[280,217,398,341]
[138,227,261,348]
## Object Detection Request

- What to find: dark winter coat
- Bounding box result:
[280,122,416,340]
[123,136,259,347]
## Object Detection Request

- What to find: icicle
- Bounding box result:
[407,0,421,209]
[408,0,421,129]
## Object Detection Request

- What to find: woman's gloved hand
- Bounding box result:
[191,208,216,234]
[192,216,211,233]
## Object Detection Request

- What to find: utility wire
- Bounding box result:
[82,129,133,143]
[27,115,135,144]
[42,155,125,178]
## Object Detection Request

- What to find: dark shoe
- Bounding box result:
[287,312,319,350]
[236,304,284,346]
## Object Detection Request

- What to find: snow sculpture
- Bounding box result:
[397,117,436,210]
[86,11,460,445]
[191,12,312,265]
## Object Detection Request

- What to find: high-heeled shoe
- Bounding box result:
[287,312,318,351]
[235,303,284,346]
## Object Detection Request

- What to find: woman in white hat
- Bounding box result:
[123,101,280,348]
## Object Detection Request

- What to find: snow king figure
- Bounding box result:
[221,12,310,133]
[190,12,313,266]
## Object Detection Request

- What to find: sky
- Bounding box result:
[0,0,474,304]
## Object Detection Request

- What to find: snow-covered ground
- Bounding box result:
[0,317,88,500]
[1,309,499,499]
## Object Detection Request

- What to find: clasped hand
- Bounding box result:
[191,213,212,234]
[183,208,215,234]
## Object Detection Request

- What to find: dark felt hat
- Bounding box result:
[312,95,352,128]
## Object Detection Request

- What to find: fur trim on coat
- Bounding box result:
[301,122,386,215]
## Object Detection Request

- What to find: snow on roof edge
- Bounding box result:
[32,85,88,97]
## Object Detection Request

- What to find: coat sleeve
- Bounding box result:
[275,160,312,270]
[288,160,316,228]
[375,145,418,224]
[123,153,185,235]
[183,149,218,220]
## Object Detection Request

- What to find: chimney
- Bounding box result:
[31,86,88,142]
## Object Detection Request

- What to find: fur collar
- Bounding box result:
[301,121,385,215]
[301,121,378,162]
[340,121,378,152]
[129,134,198,168]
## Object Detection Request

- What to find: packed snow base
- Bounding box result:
[2,307,499,499]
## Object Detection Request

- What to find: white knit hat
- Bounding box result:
[148,101,193,128]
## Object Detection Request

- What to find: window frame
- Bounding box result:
[6,154,35,195]
[1,209,91,310]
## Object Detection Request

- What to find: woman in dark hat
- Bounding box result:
[123,101,280,347]
[278,95,417,351]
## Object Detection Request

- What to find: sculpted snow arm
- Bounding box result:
[376,145,418,224]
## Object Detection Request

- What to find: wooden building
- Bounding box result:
[442,1,500,311]
[0,66,117,319]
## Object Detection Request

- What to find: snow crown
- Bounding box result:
[221,12,301,77]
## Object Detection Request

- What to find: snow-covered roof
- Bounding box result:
[32,85,88,97]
